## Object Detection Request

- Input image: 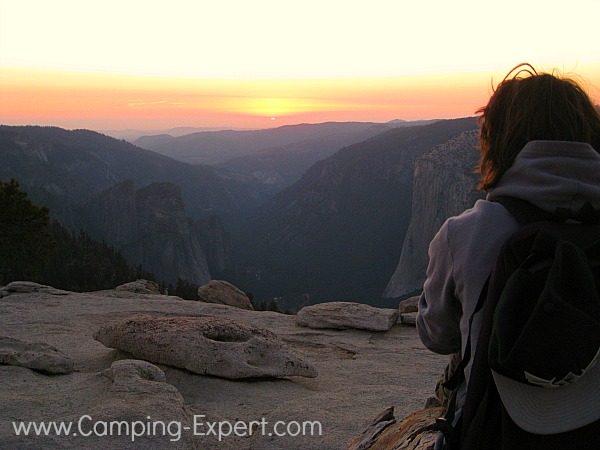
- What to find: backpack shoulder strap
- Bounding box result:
[490,196,552,226]
[435,276,490,449]
[458,255,510,449]
[492,196,600,225]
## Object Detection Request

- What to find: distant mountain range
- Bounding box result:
[133,121,437,190]
[105,119,435,144]
[1,119,480,305]
[102,126,253,141]
[134,121,396,166]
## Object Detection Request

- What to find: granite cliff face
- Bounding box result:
[195,215,232,277]
[384,130,484,298]
[84,181,211,285]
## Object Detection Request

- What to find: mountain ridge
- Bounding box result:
[0,125,271,222]
[134,121,422,168]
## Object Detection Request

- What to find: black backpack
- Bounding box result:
[439,196,600,450]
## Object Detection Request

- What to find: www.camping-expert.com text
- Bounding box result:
[12,414,323,442]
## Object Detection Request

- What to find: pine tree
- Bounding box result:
[0,178,53,284]
[174,278,199,300]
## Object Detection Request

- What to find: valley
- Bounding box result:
[0,118,480,309]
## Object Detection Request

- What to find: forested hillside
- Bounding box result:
[0,178,154,292]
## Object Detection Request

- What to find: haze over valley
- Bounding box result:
[0,117,481,309]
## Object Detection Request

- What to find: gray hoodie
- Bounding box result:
[417,140,600,412]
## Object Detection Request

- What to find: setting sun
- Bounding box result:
[232,98,332,117]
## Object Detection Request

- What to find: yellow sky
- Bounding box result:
[1,0,599,130]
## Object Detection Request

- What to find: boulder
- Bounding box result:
[296,302,398,331]
[0,336,74,374]
[398,296,419,314]
[103,359,169,392]
[398,296,420,326]
[93,314,317,379]
[115,279,161,294]
[197,280,253,310]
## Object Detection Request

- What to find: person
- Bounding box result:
[416,63,600,446]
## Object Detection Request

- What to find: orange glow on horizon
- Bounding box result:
[1,65,599,131]
[2,0,599,131]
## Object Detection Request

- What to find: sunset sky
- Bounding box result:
[1,0,599,132]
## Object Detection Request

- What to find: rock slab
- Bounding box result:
[94,314,317,379]
[0,336,74,374]
[197,279,254,310]
[0,284,449,449]
[296,302,399,331]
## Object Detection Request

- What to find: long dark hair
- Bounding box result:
[477,63,600,191]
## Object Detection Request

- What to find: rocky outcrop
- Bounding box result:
[197,279,253,310]
[347,407,397,450]
[0,337,74,374]
[0,281,68,297]
[115,279,161,294]
[348,405,445,450]
[82,179,138,246]
[296,302,399,331]
[94,314,317,379]
[384,130,484,298]
[85,181,211,285]
[135,182,211,285]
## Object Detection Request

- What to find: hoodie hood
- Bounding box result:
[487,140,600,212]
